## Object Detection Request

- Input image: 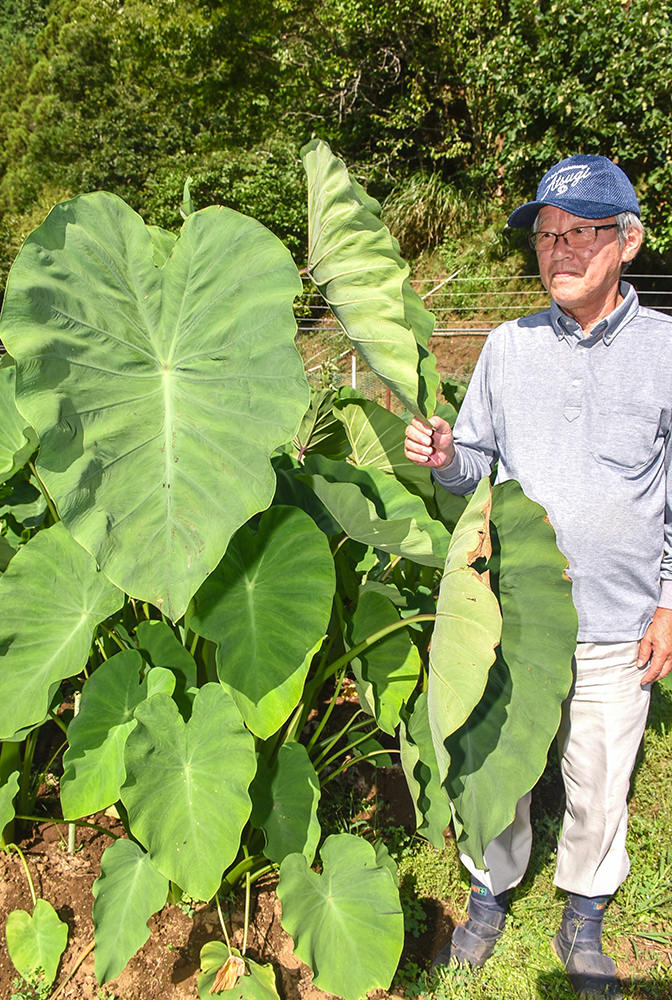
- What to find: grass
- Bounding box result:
[392,684,672,1000]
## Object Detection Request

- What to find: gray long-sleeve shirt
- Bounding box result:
[434,282,672,642]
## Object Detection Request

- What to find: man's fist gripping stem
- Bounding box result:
[404,415,455,470]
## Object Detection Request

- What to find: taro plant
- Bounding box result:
[0,139,577,998]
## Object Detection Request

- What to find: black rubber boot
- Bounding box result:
[433,877,509,969]
[552,893,623,999]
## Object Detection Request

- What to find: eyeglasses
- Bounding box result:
[529,224,618,252]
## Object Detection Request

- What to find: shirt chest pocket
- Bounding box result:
[590,405,661,471]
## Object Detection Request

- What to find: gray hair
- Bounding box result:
[616,211,644,248]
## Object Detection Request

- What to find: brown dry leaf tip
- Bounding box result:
[210,954,246,994]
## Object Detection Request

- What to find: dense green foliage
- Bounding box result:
[0,0,671,289]
[0,148,577,994]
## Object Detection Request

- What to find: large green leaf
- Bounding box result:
[444,480,577,866]
[189,506,335,739]
[122,684,256,900]
[5,899,68,986]
[0,523,123,740]
[333,392,436,505]
[0,363,36,484]
[278,833,403,1000]
[92,838,169,984]
[0,191,308,620]
[198,944,279,1000]
[348,590,421,735]
[399,693,452,849]
[60,650,175,820]
[250,743,321,864]
[302,139,438,416]
[427,478,502,787]
[301,455,450,567]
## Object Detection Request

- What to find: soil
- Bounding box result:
[0,768,452,1000]
[427,334,486,383]
[2,717,670,1000]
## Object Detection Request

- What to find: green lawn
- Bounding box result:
[393,683,672,1000]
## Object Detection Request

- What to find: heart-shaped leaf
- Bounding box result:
[92,838,169,984]
[0,192,309,620]
[5,898,68,986]
[122,684,256,900]
[278,834,403,1000]
[61,649,175,819]
[189,506,335,738]
[0,523,123,740]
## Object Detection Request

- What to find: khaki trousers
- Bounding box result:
[460,641,651,897]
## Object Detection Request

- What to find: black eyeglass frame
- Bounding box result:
[529,224,619,251]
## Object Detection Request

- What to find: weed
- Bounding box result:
[10,972,50,1000]
[394,958,431,997]
[396,836,466,907]
[176,892,196,918]
[96,988,117,1000]
[400,893,428,938]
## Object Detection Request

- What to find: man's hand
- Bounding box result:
[404,415,456,469]
[637,607,672,684]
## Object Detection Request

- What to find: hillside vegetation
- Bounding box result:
[0,0,671,287]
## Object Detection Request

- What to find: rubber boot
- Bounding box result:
[432,877,508,969]
[552,893,623,999]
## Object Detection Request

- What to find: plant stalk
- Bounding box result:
[320,748,401,786]
[242,871,250,957]
[16,815,121,839]
[29,460,59,524]
[311,707,368,768]
[4,843,37,906]
[323,613,436,684]
[68,692,81,852]
[316,725,379,776]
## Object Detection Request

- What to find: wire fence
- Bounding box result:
[300,273,672,403]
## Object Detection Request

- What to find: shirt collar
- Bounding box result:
[550,281,639,346]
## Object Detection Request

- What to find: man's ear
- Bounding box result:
[622,225,643,263]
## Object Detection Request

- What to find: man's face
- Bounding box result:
[535,206,641,319]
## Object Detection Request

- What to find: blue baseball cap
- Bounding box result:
[507,154,640,228]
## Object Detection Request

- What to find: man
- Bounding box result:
[404,154,672,1000]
